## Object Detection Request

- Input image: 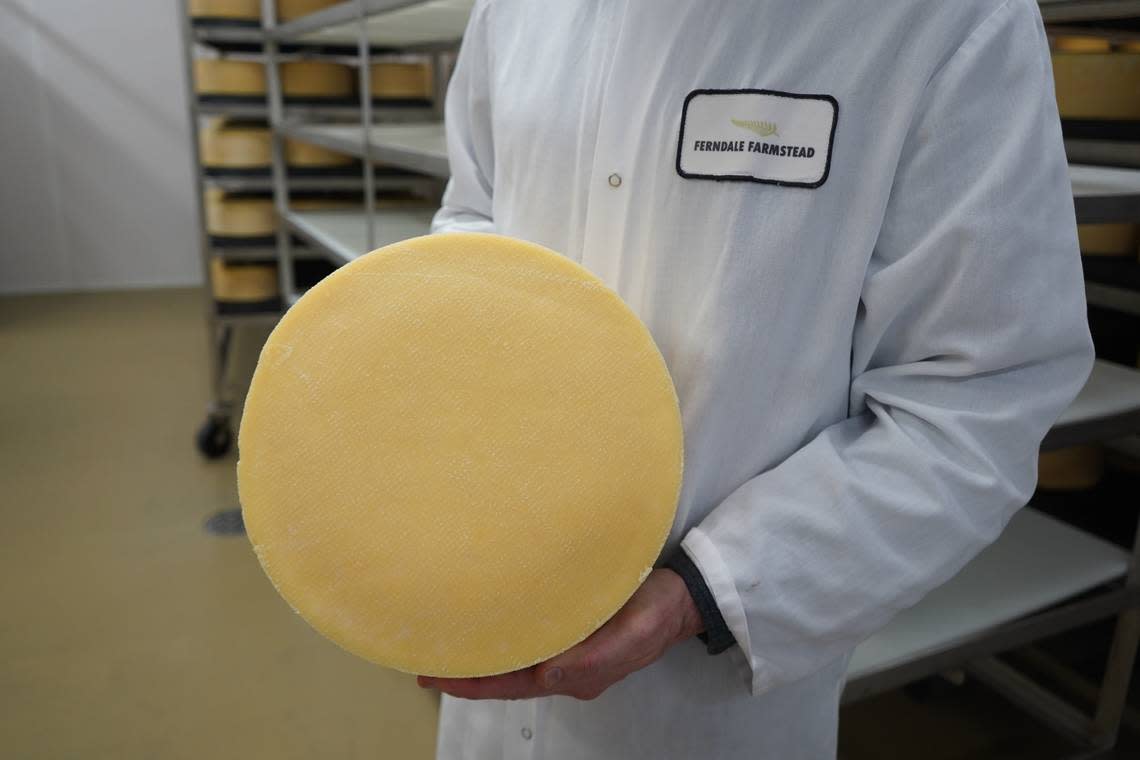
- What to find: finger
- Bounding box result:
[419,667,544,701]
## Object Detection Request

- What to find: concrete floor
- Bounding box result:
[1,288,1136,759]
[0,289,438,760]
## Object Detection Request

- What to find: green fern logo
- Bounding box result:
[731,118,779,138]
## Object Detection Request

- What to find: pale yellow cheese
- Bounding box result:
[210,259,279,302]
[370,61,434,100]
[238,233,683,677]
[200,121,273,169]
[1052,52,1140,120]
[194,60,267,97]
[277,0,339,21]
[285,139,356,168]
[205,190,276,237]
[190,0,260,20]
[281,62,354,99]
[1038,446,1104,491]
[1078,223,1139,256]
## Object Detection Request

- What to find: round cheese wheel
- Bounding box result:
[1078,223,1139,256]
[281,61,354,99]
[194,60,267,97]
[370,61,433,99]
[205,190,276,237]
[1038,446,1105,491]
[1052,36,1112,54]
[285,139,355,168]
[238,233,683,677]
[210,259,278,302]
[200,121,273,169]
[190,0,260,20]
[1052,52,1140,120]
[276,0,339,21]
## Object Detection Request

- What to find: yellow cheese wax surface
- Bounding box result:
[239,233,683,678]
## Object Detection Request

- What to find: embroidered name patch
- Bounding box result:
[676,89,838,188]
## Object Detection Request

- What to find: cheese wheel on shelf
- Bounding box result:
[239,233,683,677]
[281,61,354,99]
[1052,52,1140,120]
[205,190,276,237]
[1052,36,1112,53]
[1078,224,1139,256]
[194,60,267,97]
[276,0,339,21]
[370,61,434,100]
[1038,446,1105,491]
[200,121,273,169]
[190,0,260,21]
[210,259,279,303]
[285,139,355,168]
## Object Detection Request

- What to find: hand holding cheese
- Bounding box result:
[420,567,703,701]
[238,232,683,678]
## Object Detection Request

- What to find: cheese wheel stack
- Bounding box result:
[239,233,683,677]
[194,60,267,98]
[371,61,434,100]
[276,0,340,21]
[205,190,277,238]
[190,0,260,22]
[281,62,354,100]
[210,259,279,303]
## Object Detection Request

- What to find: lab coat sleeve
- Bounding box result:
[431,0,496,234]
[680,0,1094,695]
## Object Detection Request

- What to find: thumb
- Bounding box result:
[536,640,601,691]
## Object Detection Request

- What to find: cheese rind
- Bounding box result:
[370,62,434,99]
[194,60,267,97]
[200,121,273,169]
[1078,224,1139,256]
[285,140,356,168]
[210,259,278,302]
[205,190,276,237]
[1038,446,1104,491]
[238,233,683,677]
[276,0,339,21]
[281,62,354,99]
[1053,52,1140,120]
[1052,36,1112,53]
[190,0,260,20]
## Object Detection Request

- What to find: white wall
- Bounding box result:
[0,0,202,294]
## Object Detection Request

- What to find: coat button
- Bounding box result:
[608,173,622,188]
[521,727,533,740]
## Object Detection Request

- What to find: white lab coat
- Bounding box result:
[430,0,1095,757]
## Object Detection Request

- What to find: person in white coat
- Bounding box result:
[422,0,1095,757]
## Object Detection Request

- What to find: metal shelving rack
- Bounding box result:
[263,0,468,303]
[178,0,467,456]
[846,7,1140,754]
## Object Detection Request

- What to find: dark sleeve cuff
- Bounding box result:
[665,548,737,655]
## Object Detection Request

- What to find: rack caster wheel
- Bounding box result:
[196,418,233,460]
